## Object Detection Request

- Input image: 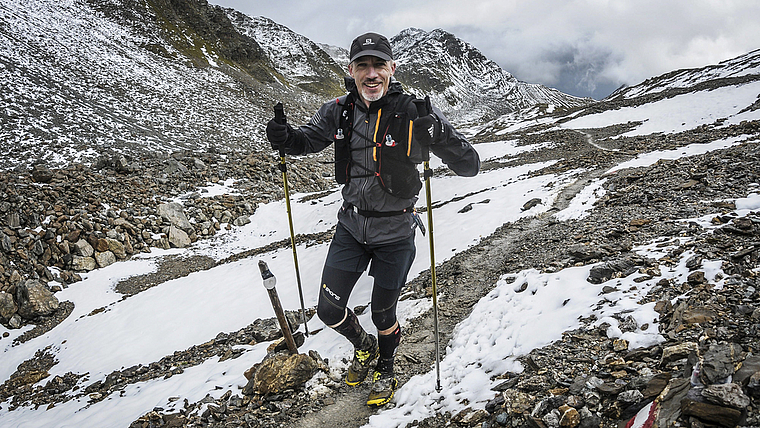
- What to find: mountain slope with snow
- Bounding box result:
[608,48,760,100]
[0,0,285,170]
[1,0,594,173]
[223,12,346,96]
[2,1,760,428]
[391,28,591,122]
[560,48,760,137]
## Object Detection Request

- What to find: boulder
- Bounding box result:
[95,251,116,268]
[168,226,191,248]
[701,343,741,384]
[0,231,12,253]
[701,382,751,409]
[660,342,698,365]
[748,371,760,398]
[233,215,251,227]
[31,164,54,183]
[158,203,193,232]
[567,244,609,262]
[112,218,137,235]
[15,279,59,319]
[104,238,126,259]
[681,399,743,427]
[8,212,20,229]
[71,255,97,271]
[559,405,580,427]
[248,353,318,395]
[94,238,110,252]
[114,155,135,173]
[73,239,95,257]
[587,255,643,284]
[521,198,542,211]
[734,355,760,386]
[0,291,17,320]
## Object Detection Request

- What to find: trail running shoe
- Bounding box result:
[345,334,378,386]
[366,370,398,407]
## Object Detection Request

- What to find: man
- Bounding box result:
[266,32,479,406]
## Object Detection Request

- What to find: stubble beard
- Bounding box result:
[361,88,383,103]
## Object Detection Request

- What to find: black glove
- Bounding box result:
[413,114,442,146]
[266,118,289,150]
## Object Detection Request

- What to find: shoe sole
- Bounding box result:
[345,377,363,387]
[366,378,398,407]
[344,350,379,386]
[366,391,395,407]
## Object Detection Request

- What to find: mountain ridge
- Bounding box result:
[2,0,592,171]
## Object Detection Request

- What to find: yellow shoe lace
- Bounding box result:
[356,349,371,364]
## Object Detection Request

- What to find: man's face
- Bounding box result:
[348,56,396,106]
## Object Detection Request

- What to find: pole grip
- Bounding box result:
[413,96,433,162]
[413,96,430,117]
[274,102,286,124]
[274,102,287,159]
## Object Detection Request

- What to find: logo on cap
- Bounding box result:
[364,38,373,45]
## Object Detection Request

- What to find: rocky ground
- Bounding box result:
[1,119,760,428]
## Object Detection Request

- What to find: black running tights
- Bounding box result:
[317,265,402,331]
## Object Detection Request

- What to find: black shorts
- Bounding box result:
[324,222,416,290]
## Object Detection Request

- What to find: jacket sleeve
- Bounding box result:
[281,99,341,155]
[426,106,480,177]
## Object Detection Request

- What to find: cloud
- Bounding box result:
[210,0,760,99]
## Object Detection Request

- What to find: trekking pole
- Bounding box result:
[259,260,298,354]
[415,96,442,392]
[274,102,309,336]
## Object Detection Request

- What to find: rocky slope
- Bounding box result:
[0,148,333,329]
[223,12,346,97]
[1,0,297,171]
[1,1,760,427]
[3,118,758,428]
[121,120,760,428]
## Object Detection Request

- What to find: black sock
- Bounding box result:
[376,325,401,373]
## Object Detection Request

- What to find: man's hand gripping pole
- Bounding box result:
[414,96,442,392]
[273,102,309,336]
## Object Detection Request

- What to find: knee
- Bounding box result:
[372,310,397,332]
[317,299,345,327]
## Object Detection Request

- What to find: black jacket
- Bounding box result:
[286,78,480,245]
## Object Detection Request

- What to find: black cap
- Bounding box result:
[349,32,393,63]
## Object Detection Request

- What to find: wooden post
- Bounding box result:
[259,260,298,354]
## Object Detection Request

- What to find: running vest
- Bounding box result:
[333,93,422,199]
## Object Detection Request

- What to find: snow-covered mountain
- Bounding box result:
[609,48,760,100]
[1,0,592,172]
[390,28,590,122]
[223,12,346,97]
[0,0,286,171]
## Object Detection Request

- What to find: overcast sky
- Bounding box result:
[209,0,760,100]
